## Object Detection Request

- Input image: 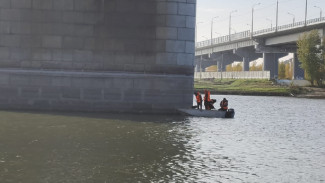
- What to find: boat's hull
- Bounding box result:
[178,108,235,118]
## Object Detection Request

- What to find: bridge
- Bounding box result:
[195,17,325,79]
[0,0,196,114]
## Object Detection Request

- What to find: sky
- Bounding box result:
[196,0,325,42]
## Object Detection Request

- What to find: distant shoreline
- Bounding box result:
[194,79,325,99]
[210,90,325,99]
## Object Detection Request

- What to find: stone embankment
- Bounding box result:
[296,87,325,99]
[276,80,325,99]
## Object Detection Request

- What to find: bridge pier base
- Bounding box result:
[243,57,250,71]
[263,53,286,79]
[217,60,226,72]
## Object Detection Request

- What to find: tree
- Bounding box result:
[297,30,325,86]
[285,63,293,79]
[320,36,325,84]
[278,62,286,79]
[226,64,233,71]
[205,65,218,72]
[250,62,263,71]
[226,63,243,72]
[233,63,243,71]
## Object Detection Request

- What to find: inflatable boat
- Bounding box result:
[178,108,235,118]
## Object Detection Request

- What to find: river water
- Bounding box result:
[0,95,324,183]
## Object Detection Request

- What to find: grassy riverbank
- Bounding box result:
[194,79,306,96]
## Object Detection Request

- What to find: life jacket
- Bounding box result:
[204,91,211,102]
[196,92,202,103]
[220,100,228,110]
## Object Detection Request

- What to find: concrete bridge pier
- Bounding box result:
[0,0,197,114]
[293,53,305,79]
[217,60,226,72]
[234,47,263,71]
[243,57,250,71]
[216,52,242,71]
[195,55,216,72]
[263,53,287,79]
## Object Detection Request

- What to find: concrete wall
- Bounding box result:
[0,0,196,113]
[195,71,271,79]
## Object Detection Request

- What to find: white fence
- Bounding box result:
[194,71,270,79]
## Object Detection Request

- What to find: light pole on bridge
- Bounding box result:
[275,0,279,32]
[304,0,308,26]
[195,22,203,45]
[314,6,323,20]
[287,12,295,26]
[251,3,261,38]
[229,10,237,41]
[211,16,219,45]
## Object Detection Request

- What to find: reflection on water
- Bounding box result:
[0,95,324,182]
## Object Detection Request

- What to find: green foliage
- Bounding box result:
[250,62,263,71]
[278,62,286,79]
[297,30,325,86]
[285,63,293,79]
[278,61,293,80]
[226,63,243,71]
[194,79,295,96]
[205,65,218,72]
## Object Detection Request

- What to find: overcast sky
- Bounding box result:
[196,0,325,42]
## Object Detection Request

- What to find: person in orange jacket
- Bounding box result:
[194,92,202,109]
[204,90,215,110]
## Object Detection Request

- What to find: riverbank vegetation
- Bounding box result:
[194,79,306,96]
[297,30,325,86]
[205,62,263,72]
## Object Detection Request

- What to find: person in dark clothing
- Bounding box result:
[219,98,228,111]
[203,90,210,110]
[194,92,202,109]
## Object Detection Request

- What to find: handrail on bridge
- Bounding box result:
[196,16,325,48]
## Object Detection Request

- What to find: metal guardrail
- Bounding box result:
[194,71,270,79]
[196,17,325,48]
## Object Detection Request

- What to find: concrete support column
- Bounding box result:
[217,60,223,72]
[293,53,305,79]
[233,47,262,71]
[263,53,285,79]
[243,57,250,71]
[194,57,201,72]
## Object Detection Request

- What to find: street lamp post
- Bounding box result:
[288,12,295,25]
[229,10,237,41]
[195,22,203,45]
[275,0,279,32]
[211,16,219,45]
[314,6,322,20]
[266,18,272,29]
[251,3,261,38]
[305,0,308,26]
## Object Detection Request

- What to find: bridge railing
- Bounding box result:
[196,16,325,48]
[196,31,251,48]
[194,71,270,79]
